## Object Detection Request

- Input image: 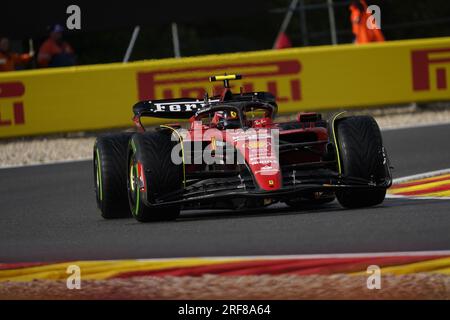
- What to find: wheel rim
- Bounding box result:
[128,153,139,215]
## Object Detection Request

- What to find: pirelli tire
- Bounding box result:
[334,116,388,209]
[94,132,134,219]
[127,131,182,222]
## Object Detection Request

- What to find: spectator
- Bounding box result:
[349,0,385,44]
[0,37,34,72]
[38,24,76,68]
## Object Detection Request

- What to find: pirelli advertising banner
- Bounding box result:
[0,37,449,138]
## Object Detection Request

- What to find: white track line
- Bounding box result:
[133,250,450,262]
[392,168,450,184]
[386,194,450,200]
[381,121,450,132]
[0,158,91,170]
[388,168,450,200]
[386,168,450,200]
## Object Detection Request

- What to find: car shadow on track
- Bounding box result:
[174,197,450,222]
[113,202,345,225]
[115,198,449,224]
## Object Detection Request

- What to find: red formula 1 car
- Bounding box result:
[94,74,392,222]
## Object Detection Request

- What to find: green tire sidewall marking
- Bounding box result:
[96,147,103,201]
[331,111,346,175]
[134,161,140,216]
[130,141,139,216]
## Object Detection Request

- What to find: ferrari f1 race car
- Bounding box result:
[94,74,392,222]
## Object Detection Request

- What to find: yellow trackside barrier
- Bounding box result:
[0,37,449,138]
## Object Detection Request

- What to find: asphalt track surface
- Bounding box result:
[1,124,450,262]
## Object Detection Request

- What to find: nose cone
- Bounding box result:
[252,166,282,191]
[234,130,281,191]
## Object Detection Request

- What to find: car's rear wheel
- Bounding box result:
[94,133,134,219]
[334,116,388,208]
[127,131,182,222]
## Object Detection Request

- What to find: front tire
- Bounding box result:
[127,132,182,222]
[94,132,134,219]
[334,116,388,208]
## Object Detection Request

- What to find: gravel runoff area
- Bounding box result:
[1,274,449,299]
[1,103,450,168]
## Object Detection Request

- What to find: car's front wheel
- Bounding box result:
[127,131,182,222]
[334,116,389,208]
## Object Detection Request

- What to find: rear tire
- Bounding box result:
[94,133,134,219]
[334,116,387,208]
[127,132,182,222]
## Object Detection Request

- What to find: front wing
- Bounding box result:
[142,171,392,208]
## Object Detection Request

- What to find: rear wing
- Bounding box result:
[133,98,220,119]
[133,92,276,120]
